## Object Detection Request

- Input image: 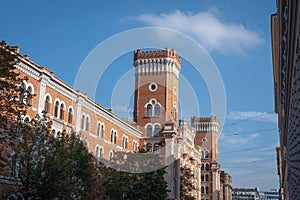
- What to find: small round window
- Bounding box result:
[202,138,207,142]
[149,83,157,92]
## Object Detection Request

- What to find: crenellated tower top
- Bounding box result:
[134,48,181,64]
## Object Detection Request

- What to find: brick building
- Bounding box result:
[271,0,300,199]
[0,43,231,199]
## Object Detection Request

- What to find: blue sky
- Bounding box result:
[1,0,279,190]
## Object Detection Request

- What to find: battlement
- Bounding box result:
[191,116,219,132]
[191,116,219,123]
[134,48,181,64]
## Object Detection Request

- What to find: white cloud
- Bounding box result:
[135,10,263,54]
[220,132,260,146]
[227,111,278,123]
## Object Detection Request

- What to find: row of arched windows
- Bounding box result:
[44,95,74,124]
[146,143,160,152]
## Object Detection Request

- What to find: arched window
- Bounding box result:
[201,163,204,171]
[206,186,209,194]
[44,96,50,113]
[146,125,152,137]
[100,148,103,159]
[111,130,114,143]
[109,151,114,161]
[97,123,101,138]
[101,124,104,138]
[122,136,128,149]
[201,174,204,182]
[153,143,160,152]
[85,116,89,131]
[97,123,104,138]
[81,115,85,130]
[26,86,32,106]
[68,108,73,123]
[146,104,152,116]
[114,132,117,144]
[54,101,59,118]
[154,124,160,137]
[154,104,160,116]
[51,129,55,136]
[96,146,100,163]
[201,186,204,194]
[205,174,209,182]
[205,163,210,171]
[59,103,64,120]
[146,143,152,152]
[133,141,138,153]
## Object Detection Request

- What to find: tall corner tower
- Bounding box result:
[133,48,181,136]
[191,116,219,162]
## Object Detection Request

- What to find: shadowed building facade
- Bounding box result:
[271,0,300,199]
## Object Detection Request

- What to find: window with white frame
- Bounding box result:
[145,99,161,117]
[81,114,85,130]
[146,124,153,137]
[68,107,73,123]
[122,135,128,149]
[54,101,59,118]
[85,116,89,131]
[59,103,64,120]
[97,122,104,138]
[44,95,51,113]
[132,141,138,153]
[154,124,161,137]
[109,150,114,161]
[110,129,117,144]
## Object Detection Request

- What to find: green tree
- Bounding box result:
[104,150,168,200]
[39,130,98,199]
[0,41,28,199]
[180,166,196,200]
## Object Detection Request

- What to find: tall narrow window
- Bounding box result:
[111,130,114,143]
[201,174,204,182]
[205,163,210,171]
[100,148,103,160]
[68,108,73,123]
[44,96,50,113]
[96,146,100,163]
[114,132,117,144]
[59,103,64,120]
[85,117,89,131]
[54,101,59,118]
[201,187,204,194]
[206,186,209,194]
[110,151,114,161]
[154,104,160,116]
[81,115,85,130]
[147,125,152,137]
[26,86,32,106]
[205,174,209,182]
[146,104,152,116]
[100,124,104,138]
[97,123,101,138]
[154,125,160,137]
